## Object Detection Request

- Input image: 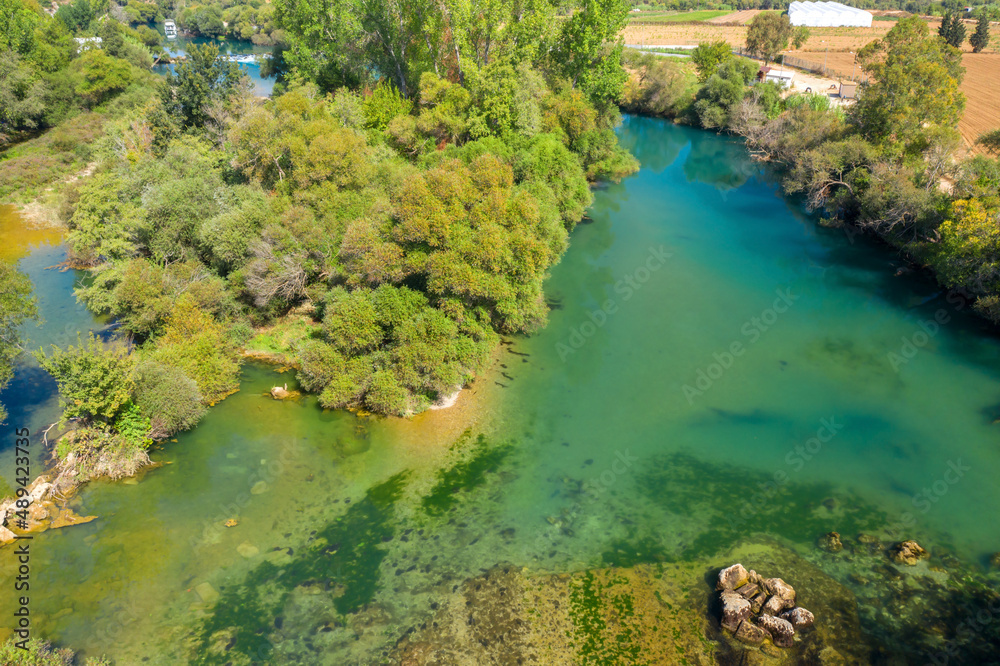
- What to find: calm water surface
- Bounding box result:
[2,118,1000,663]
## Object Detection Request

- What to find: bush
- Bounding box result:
[34,332,135,424]
[133,359,207,439]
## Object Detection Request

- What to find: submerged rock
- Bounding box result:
[716,563,750,590]
[720,591,752,631]
[819,531,843,553]
[756,614,795,647]
[734,618,767,645]
[781,607,815,629]
[890,540,929,566]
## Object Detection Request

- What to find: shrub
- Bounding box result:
[133,359,207,439]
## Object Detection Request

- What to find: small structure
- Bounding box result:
[788,1,872,27]
[164,19,177,39]
[757,66,795,89]
[73,36,102,52]
[838,81,858,99]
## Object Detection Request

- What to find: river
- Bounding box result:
[2,117,1000,663]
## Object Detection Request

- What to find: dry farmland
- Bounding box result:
[792,50,1000,150]
[623,15,1000,151]
[705,9,765,25]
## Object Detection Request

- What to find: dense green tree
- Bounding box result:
[938,11,966,48]
[551,0,630,107]
[0,52,48,137]
[168,43,244,128]
[970,12,991,52]
[34,333,135,424]
[0,0,40,55]
[0,262,37,424]
[691,40,732,82]
[852,17,964,150]
[693,57,758,129]
[745,12,791,64]
[73,49,134,106]
[55,0,95,33]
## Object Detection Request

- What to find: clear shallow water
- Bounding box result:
[3,119,1000,662]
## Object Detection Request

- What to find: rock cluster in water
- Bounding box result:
[716,563,814,648]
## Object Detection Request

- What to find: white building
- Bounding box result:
[788,1,872,27]
[758,66,796,88]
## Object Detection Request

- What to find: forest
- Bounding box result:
[1,0,638,479]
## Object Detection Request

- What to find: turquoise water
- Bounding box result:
[151,32,276,96]
[3,118,1000,662]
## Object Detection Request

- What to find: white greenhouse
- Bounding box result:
[788,1,873,27]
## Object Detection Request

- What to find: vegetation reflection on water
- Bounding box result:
[4,118,1000,663]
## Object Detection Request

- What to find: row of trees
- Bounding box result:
[624,17,1000,323]
[939,11,992,52]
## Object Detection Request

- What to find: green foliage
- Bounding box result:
[0,0,40,55]
[149,295,242,404]
[55,0,95,33]
[978,129,1000,156]
[693,57,757,129]
[970,12,991,52]
[745,11,791,64]
[0,638,74,665]
[553,0,631,107]
[620,50,698,119]
[133,359,207,439]
[112,400,152,449]
[938,11,967,48]
[691,40,731,82]
[791,25,810,49]
[852,17,964,151]
[0,261,37,423]
[34,332,135,423]
[363,80,413,131]
[73,49,134,107]
[168,43,244,128]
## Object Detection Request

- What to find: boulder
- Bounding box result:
[781,607,815,629]
[747,569,763,585]
[737,583,759,599]
[756,614,796,647]
[0,524,16,545]
[749,592,767,614]
[819,531,843,553]
[762,594,793,616]
[890,540,929,566]
[734,619,768,645]
[716,563,750,591]
[762,578,796,605]
[720,591,751,632]
[195,582,219,604]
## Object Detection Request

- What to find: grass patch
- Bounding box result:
[244,314,323,361]
[0,113,104,202]
[628,9,731,24]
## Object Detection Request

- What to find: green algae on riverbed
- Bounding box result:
[421,431,514,516]
[195,473,408,664]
